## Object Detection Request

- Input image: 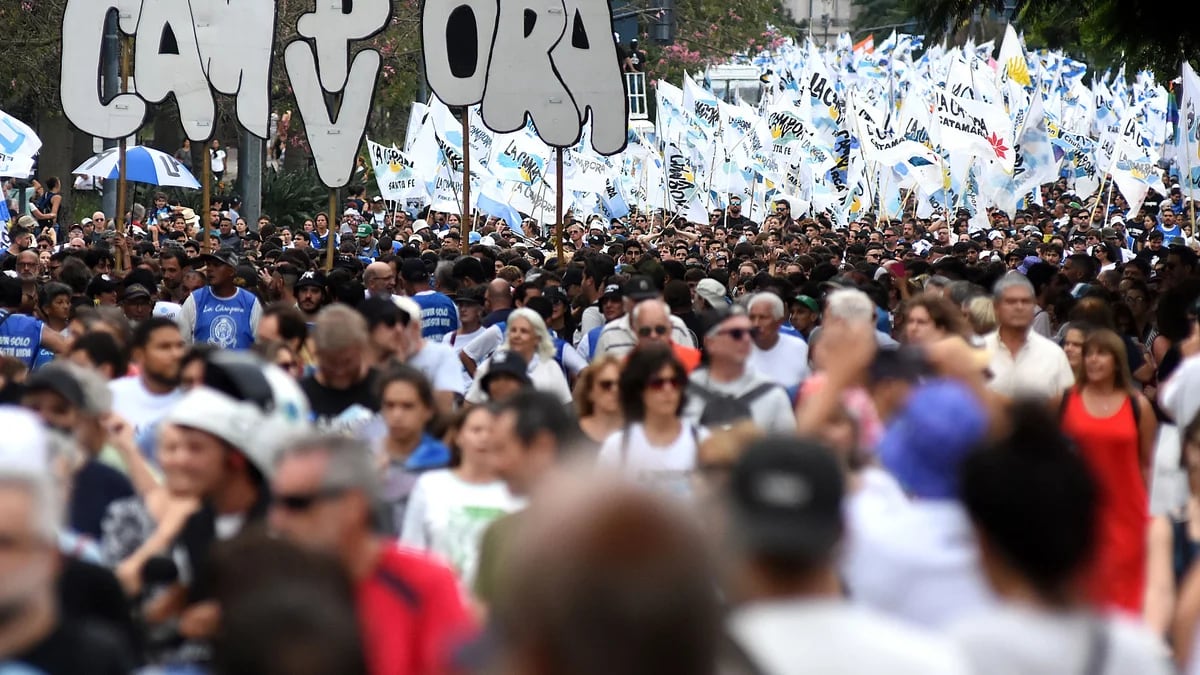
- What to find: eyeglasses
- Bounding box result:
[596,379,618,391]
[277,360,299,371]
[646,375,686,391]
[274,487,348,511]
[716,327,760,341]
[637,325,670,338]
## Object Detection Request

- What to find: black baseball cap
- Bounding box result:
[293,270,326,291]
[454,286,486,306]
[481,350,531,390]
[25,364,87,410]
[400,257,429,282]
[623,275,658,301]
[729,437,844,559]
[202,248,239,268]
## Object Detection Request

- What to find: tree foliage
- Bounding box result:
[621,0,799,84]
[899,0,1196,77]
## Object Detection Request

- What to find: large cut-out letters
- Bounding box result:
[191,0,277,138]
[134,0,215,142]
[61,1,147,139]
[422,0,628,155]
[284,43,381,188]
[294,0,391,93]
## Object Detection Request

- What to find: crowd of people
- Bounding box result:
[3,173,1200,674]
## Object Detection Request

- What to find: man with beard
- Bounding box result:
[0,411,135,674]
[723,194,756,231]
[159,249,189,303]
[108,317,186,459]
[177,249,261,351]
[295,270,327,323]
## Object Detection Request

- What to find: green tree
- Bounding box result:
[901,0,1195,76]
[622,0,800,85]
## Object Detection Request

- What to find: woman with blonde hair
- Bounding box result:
[572,354,624,455]
[1057,328,1156,614]
[965,295,996,336]
[466,307,571,404]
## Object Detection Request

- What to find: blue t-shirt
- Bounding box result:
[191,286,258,350]
[412,291,459,340]
[1158,222,1184,243]
[0,310,44,368]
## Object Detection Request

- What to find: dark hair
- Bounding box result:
[131,316,181,350]
[69,331,128,376]
[960,402,1097,606]
[38,282,71,310]
[59,256,92,294]
[497,390,573,450]
[618,345,687,422]
[376,363,435,412]
[262,302,309,345]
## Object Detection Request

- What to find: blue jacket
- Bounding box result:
[404,434,451,471]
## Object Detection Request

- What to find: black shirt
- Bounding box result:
[8,620,136,675]
[69,459,135,540]
[300,368,382,423]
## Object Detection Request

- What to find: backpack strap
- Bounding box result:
[736,382,782,406]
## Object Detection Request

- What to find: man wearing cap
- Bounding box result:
[443,287,488,391]
[684,306,793,433]
[356,222,379,260]
[722,437,970,673]
[693,277,729,311]
[154,386,272,643]
[402,258,459,341]
[118,283,154,325]
[177,248,261,350]
[593,276,694,359]
[294,270,328,323]
[788,294,820,341]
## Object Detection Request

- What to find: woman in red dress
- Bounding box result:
[1058,328,1157,614]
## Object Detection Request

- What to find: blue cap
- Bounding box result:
[879,380,988,500]
[469,231,482,244]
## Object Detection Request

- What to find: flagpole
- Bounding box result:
[326,189,336,272]
[1182,78,1197,228]
[555,148,565,262]
[202,148,211,253]
[461,110,470,243]
[115,34,130,272]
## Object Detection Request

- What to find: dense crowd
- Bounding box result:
[3,174,1200,674]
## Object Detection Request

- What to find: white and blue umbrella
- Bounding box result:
[72,145,201,189]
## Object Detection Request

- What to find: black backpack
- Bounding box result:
[689,380,780,429]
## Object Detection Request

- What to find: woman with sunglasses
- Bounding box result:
[400,405,520,589]
[598,345,710,497]
[572,354,625,456]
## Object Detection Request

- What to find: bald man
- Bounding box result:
[483,278,514,327]
[363,261,396,300]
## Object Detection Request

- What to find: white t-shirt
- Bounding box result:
[747,333,810,388]
[399,469,521,587]
[597,421,711,498]
[407,341,465,395]
[949,605,1172,675]
[443,326,485,391]
[108,376,182,460]
[729,599,971,675]
[841,499,996,629]
[462,324,505,366]
[211,148,226,172]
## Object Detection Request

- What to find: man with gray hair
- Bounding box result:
[0,408,135,672]
[746,292,810,388]
[807,289,899,350]
[982,273,1074,400]
[269,433,475,674]
[632,299,701,371]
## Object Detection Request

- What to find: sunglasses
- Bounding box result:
[637,325,670,338]
[596,379,618,391]
[647,375,686,391]
[274,487,347,511]
[278,360,299,370]
[716,327,760,341]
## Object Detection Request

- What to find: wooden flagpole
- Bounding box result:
[461,112,470,243]
[115,35,130,271]
[326,190,337,271]
[556,148,565,262]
